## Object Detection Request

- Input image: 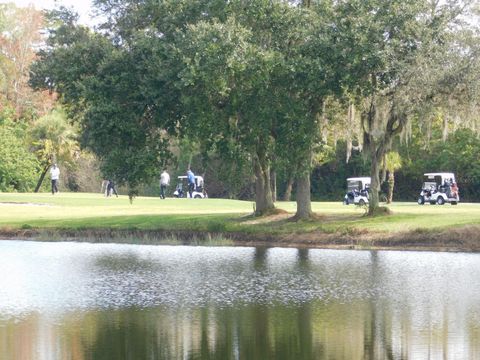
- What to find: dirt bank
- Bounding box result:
[1,225,479,252]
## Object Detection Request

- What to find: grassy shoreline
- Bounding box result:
[1,192,480,252]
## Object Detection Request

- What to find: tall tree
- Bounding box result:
[335,0,477,214]
[92,0,343,217]
[30,108,79,192]
[30,7,180,198]
[178,1,342,217]
[0,4,52,117]
[178,16,279,214]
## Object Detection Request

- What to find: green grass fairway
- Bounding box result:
[0,192,479,236]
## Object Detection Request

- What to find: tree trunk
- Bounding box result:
[34,164,49,193]
[294,149,314,219]
[368,150,382,215]
[283,176,294,201]
[271,169,277,203]
[363,97,406,215]
[387,171,394,204]
[254,157,275,215]
[294,172,313,219]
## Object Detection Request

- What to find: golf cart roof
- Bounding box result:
[347,177,371,183]
[424,173,455,179]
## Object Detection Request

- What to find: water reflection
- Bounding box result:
[0,241,479,359]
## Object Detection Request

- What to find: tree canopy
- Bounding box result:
[25,0,480,213]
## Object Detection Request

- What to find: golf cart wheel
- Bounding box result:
[451,201,457,205]
[194,194,202,199]
[417,196,425,205]
[358,199,366,206]
[437,197,445,205]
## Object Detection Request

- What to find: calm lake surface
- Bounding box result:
[1,241,480,360]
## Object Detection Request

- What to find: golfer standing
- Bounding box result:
[187,168,195,198]
[50,163,60,195]
[160,169,170,199]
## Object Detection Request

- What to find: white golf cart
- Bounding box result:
[418,172,459,205]
[173,175,208,199]
[343,177,371,205]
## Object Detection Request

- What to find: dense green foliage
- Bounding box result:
[395,128,480,202]
[334,0,478,213]
[0,1,479,212]
[0,5,93,194]
[0,110,40,191]
[312,127,480,203]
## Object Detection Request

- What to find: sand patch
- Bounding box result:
[0,202,52,207]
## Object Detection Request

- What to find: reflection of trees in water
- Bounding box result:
[81,305,320,359]
[364,251,395,360]
[0,313,40,359]
[93,252,160,272]
[295,249,315,359]
[3,248,480,359]
[253,247,268,271]
[81,247,319,358]
[86,310,166,360]
[297,248,310,270]
[2,294,477,359]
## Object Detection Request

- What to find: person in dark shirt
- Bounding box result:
[107,180,118,197]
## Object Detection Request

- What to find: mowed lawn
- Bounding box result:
[0,192,479,234]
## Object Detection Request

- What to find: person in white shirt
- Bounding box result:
[50,164,60,195]
[160,169,170,199]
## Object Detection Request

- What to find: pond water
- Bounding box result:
[0,240,479,359]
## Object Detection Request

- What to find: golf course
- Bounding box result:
[1,192,479,251]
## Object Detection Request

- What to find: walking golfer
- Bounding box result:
[187,168,195,198]
[50,163,60,195]
[160,169,170,199]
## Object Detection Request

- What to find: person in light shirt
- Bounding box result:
[187,169,195,198]
[50,163,60,195]
[160,169,170,199]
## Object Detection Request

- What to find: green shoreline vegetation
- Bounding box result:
[1,193,479,252]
